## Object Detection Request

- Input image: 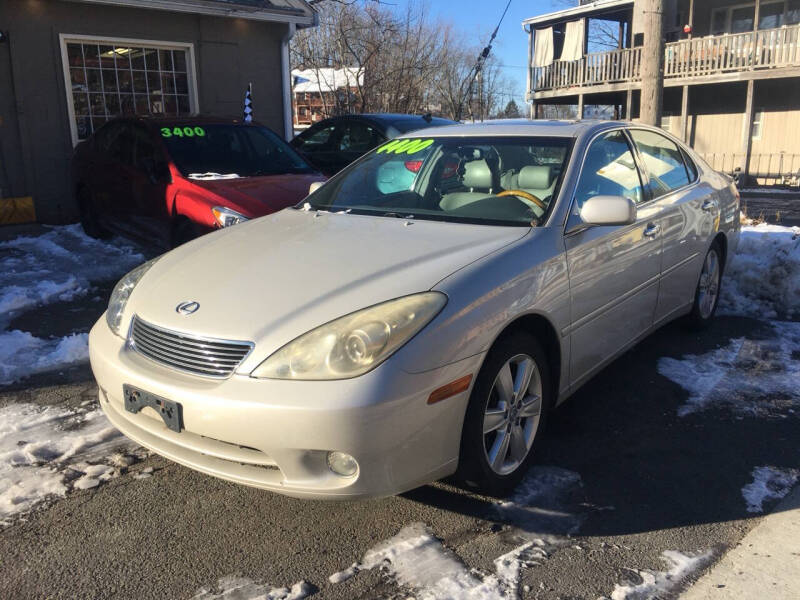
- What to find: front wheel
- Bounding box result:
[456,331,552,497]
[686,241,723,329]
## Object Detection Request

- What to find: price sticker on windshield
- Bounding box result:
[376,138,434,155]
[161,126,206,138]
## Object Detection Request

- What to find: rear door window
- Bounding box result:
[293,123,337,151]
[338,121,383,153]
[628,129,691,198]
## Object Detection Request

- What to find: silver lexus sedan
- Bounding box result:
[89,120,740,499]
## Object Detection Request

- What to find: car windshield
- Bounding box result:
[159,123,315,178]
[302,136,572,226]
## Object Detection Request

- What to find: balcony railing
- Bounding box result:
[532,23,800,93]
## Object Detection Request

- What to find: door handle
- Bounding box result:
[701,199,718,212]
[643,223,660,238]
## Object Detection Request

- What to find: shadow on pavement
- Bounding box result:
[405,316,800,538]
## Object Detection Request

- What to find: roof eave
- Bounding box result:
[522,0,633,28]
[64,0,317,26]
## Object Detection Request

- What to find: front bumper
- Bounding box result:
[89,318,483,499]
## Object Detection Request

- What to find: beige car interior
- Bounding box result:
[440,159,556,218]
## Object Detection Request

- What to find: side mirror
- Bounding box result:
[579,195,636,226]
[308,181,324,195]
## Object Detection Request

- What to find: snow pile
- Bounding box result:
[0,224,144,384]
[605,550,712,600]
[741,466,799,513]
[720,224,800,319]
[0,331,89,385]
[0,224,144,322]
[658,321,800,417]
[0,402,142,525]
[190,576,313,600]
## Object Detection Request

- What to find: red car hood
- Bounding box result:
[190,173,325,217]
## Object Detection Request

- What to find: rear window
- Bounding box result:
[389,118,454,133]
[159,123,315,178]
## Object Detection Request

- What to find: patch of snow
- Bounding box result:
[188,172,241,180]
[720,224,800,319]
[606,550,712,600]
[658,321,800,417]
[358,522,513,599]
[0,403,142,525]
[190,575,313,600]
[493,466,587,542]
[0,331,89,385]
[328,563,359,584]
[741,466,799,513]
[0,224,144,324]
[327,466,586,598]
[0,224,145,384]
[493,542,547,593]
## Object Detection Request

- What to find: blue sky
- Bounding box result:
[397,0,565,107]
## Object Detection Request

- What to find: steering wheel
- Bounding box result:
[497,189,547,211]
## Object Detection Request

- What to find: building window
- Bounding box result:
[751,109,764,140]
[60,35,197,144]
[711,1,788,35]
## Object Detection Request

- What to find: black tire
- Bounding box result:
[171,217,202,247]
[456,331,552,497]
[685,240,724,330]
[77,187,109,239]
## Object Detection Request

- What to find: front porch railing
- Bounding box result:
[532,22,800,93]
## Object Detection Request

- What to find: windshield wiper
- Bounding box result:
[380,212,415,219]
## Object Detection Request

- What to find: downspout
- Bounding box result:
[281,22,296,140]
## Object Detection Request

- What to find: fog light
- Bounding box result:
[327,451,358,477]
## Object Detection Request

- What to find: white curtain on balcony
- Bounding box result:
[533,26,554,67]
[560,19,585,61]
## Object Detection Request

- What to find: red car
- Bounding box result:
[71,116,325,247]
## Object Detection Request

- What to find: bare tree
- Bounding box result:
[291,0,515,121]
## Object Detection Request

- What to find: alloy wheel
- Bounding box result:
[482,353,543,476]
[698,248,721,319]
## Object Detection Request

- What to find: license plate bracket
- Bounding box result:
[123,384,183,433]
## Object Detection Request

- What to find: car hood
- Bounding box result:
[189,173,325,217]
[127,209,528,362]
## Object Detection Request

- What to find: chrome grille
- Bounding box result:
[129,316,253,378]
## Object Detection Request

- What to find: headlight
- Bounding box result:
[251,292,447,380]
[212,206,249,228]
[105,258,158,337]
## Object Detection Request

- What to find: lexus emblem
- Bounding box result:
[176,301,200,315]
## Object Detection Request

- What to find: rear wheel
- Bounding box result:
[77,187,109,239]
[456,331,552,497]
[686,241,723,329]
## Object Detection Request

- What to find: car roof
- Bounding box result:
[311,113,457,126]
[132,114,262,127]
[401,119,632,138]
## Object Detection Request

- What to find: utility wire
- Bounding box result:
[456,0,513,122]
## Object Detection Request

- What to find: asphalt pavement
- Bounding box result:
[1,311,797,599]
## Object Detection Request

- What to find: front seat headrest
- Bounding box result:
[461,159,493,189]
[518,165,554,190]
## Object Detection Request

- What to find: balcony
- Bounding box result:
[532,23,800,95]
